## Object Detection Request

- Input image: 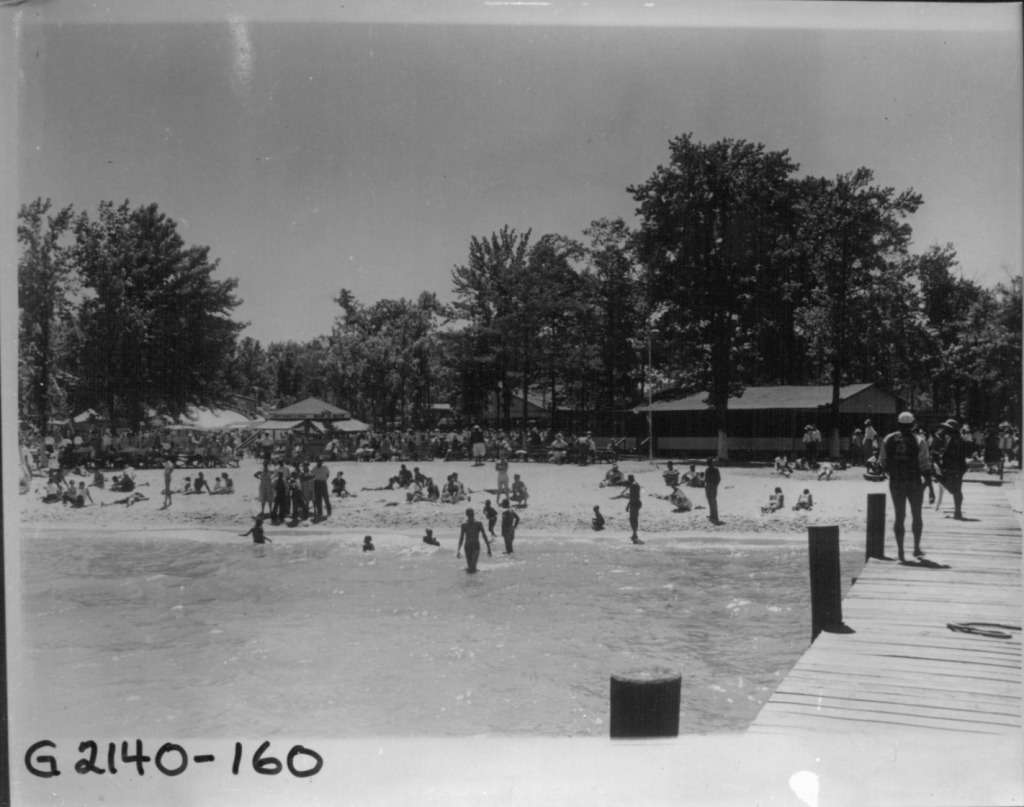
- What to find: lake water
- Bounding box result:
[19,528,864,738]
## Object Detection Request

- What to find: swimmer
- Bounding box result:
[240,517,272,544]
[422,528,440,547]
[363,535,375,552]
[793,489,813,511]
[456,508,491,572]
[592,505,605,531]
[500,499,520,554]
[761,487,785,515]
[483,499,498,537]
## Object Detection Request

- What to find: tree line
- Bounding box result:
[18,136,1021,450]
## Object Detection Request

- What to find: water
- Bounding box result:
[20,529,864,737]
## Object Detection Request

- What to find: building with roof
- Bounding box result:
[633,383,902,456]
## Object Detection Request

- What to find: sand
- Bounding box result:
[20,457,882,542]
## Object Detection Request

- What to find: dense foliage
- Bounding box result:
[18,135,1022,438]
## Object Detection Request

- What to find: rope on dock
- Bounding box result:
[947,622,1022,639]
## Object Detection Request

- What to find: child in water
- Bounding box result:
[422,528,440,546]
[483,499,498,537]
[592,505,605,531]
[240,517,272,544]
[793,489,813,511]
[761,487,785,514]
[363,535,375,552]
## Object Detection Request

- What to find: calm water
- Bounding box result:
[20,529,864,737]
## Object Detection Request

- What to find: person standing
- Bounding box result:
[879,411,932,562]
[256,463,275,516]
[456,508,492,573]
[500,499,520,554]
[937,418,968,520]
[862,419,878,463]
[625,474,644,545]
[495,453,510,501]
[271,471,288,524]
[704,457,721,524]
[470,424,486,467]
[802,426,815,465]
[260,431,274,463]
[162,457,174,509]
[312,458,332,520]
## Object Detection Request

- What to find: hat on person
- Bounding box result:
[941,419,960,431]
[898,411,915,425]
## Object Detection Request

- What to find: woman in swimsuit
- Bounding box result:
[456,508,492,573]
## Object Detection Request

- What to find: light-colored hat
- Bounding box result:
[941,419,960,431]
[898,411,915,424]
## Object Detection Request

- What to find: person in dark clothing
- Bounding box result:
[271,471,289,524]
[938,418,968,520]
[241,517,271,544]
[483,499,498,537]
[625,475,644,545]
[879,411,933,561]
[592,505,605,531]
[500,499,520,554]
[312,458,332,519]
[704,457,721,523]
[456,508,491,573]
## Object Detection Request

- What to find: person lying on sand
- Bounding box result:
[793,489,813,511]
[600,465,627,488]
[817,461,834,481]
[102,492,149,507]
[592,505,605,530]
[761,488,785,514]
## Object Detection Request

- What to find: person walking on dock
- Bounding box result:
[937,418,968,520]
[879,411,932,562]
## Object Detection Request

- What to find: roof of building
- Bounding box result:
[634,384,882,413]
[269,397,351,420]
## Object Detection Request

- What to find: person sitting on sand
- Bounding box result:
[549,434,568,464]
[66,481,94,508]
[761,487,785,514]
[793,489,813,511]
[213,476,223,494]
[241,517,272,545]
[863,454,886,482]
[681,465,705,488]
[774,455,793,477]
[653,484,692,512]
[592,505,605,531]
[191,472,211,494]
[111,466,136,493]
[363,535,375,552]
[483,499,499,537]
[662,461,680,488]
[102,492,149,507]
[413,467,428,487]
[90,468,106,489]
[817,461,835,481]
[425,478,440,502]
[181,477,192,494]
[442,474,468,505]
[511,474,528,507]
[422,528,440,547]
[42,479,62,504]
[397,464,413,488]
[600,465,627,488]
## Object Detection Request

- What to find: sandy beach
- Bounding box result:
[21,457,880,541]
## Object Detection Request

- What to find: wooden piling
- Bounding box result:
[865,493,886,561]
[808,525,842,642]
[610,667,681,738]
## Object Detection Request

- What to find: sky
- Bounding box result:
[11,2,1023,345]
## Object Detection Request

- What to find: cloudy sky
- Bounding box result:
[13,2,1022,345]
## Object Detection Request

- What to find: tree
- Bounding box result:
[630,135,800,458]
[792,169,922,457]
[73,201,244,428]
[18,198,77,436]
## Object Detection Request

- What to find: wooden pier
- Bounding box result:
[750,480,1022,736]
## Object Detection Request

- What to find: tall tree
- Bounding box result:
[629,135,799,458]
[18,198,77,436]
[73,201,244,428]
[793,169,922,456]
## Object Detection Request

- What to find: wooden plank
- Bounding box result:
[769,692,1021,724]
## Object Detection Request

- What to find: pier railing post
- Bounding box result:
[866,493,886,561]
[610,667,681,738]
[808,525,842,643]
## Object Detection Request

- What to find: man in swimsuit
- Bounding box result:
[456,507,492,573]
[625,475,644,545]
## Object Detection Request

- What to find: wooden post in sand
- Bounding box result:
[808,525,842,643]
[865,493,886,561]
[610,667,681,738]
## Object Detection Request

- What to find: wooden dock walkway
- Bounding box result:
[750,479,1022,736]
